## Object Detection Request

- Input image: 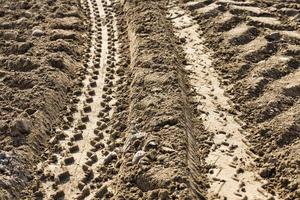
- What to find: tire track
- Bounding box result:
[186,0,299,199]
[194,0,299,123]
[37,0,120,199]
[168,1,278,200]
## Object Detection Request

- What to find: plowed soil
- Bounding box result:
[0,0,299,200]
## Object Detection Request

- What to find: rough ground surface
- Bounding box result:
[168,1,278,199]
[181,0,299,199]
[0,0,88,199]
[0,0,299,199]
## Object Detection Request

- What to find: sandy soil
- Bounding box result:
[0,0,299,199]
[168,2,278,199]
[0,0,88,198]
[183,0,299,199]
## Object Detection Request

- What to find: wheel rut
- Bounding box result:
[1,0,298,199]
[168,1,279,200]
[37,0,120,199]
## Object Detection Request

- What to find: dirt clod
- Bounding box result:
[10,118,31,136]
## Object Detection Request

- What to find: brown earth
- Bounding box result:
[0,0,299,199]
[0,0,88,199]
[113,0,208,199]
[183,0,299,199]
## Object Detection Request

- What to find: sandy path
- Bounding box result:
[38,0,120,199]
[168,2,278,200]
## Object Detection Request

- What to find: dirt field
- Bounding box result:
[0,0,299,199]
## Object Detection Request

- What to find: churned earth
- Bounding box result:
[0,0,299,200]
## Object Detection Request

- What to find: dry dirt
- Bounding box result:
[0,0,299,200]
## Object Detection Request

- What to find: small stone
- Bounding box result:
[32,29,45,37]
[132,151,145,164]
[157,155,166,162]
[145,140,158,150]
[161,146,175,153]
